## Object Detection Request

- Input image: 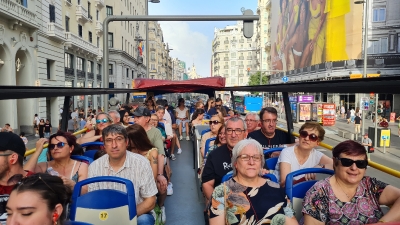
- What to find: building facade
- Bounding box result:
[257,0,272,73]
[172,58,185,80]
[187,64,202,79]
[211,21,258,87]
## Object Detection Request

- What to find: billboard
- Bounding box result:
[270,0,362,71]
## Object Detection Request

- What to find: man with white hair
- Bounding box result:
[108,110,121,125]
[244,112,260,134]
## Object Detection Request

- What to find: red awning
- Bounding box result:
[132,77,226,94]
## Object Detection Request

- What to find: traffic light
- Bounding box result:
[243,9,254,38]
[247,67,250,76]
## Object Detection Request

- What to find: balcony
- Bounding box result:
[77,70,85,80]
[47,22,65,42]
[224,57,229,61]
[65,32,99,57]
[0,0,39,29]
[239,56,244,60]
[96,74,102,81]
[76,5,90,24]
[238,65,244,69]
[247,56,253,60]
[224,66,229,69]
[87,72,94,80]
[224,40,229,44]
[150,47,156,51]
[96,21,103,36]
[64,67,74,80]
[94,0,104,8]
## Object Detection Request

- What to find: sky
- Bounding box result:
[149,0,258,78]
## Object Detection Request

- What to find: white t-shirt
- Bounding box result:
[162,120,173,137]
[273,145,324,182]
[34,117,40,125]
[350,109,355,117]
[175,107,188,119]
[163,110,172,125]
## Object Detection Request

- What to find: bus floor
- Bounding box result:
[164,140,205,225]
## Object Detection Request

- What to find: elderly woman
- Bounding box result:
[302,140,400,224]
[200,114,224,158]
[77,112,113,146]
[209,139,298,225]
[274,122,333,187]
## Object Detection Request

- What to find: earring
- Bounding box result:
[53,212,59,225]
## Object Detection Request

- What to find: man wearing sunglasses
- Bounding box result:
[248,107,292,157]
[206,98,230,116]
[0,132,35,223]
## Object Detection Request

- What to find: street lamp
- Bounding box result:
[145,0,160,79]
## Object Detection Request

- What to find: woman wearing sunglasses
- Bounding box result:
[273,122,333,187]
[6,173,72,225]
[204,98,215,114]
[24,131,88,194]
[200,115,223,159]
[303,140,400,224]
[77,112,113,146]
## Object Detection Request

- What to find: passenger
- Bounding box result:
[77,112,113,146]
[303,140,400,224]
[191,108,205,126]
[200,114,224,159]
[0,132,35,222]
[108,110,121,124]
[199,125,226,177]
[163,100,181,160]
[201,117,248,202]
[176,98,190,141]
[216,107,228,120]
[93,149,106,160]
[207,98,230,116]
[209,139,298,225]
[119,110,131,128]
[88,124,157,225]
[204,98,215,114]
[244,112,261,134]
[273,122,333,187]
[189,101,205,120]
[248,107,293,158]
[6,173,71,225]
[24,131,88,193]
[146,96,157,113]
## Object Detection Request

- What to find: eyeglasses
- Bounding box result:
[96,118,109,124]
[151,119,158,122]
[104,136,126,146]
[336,157,368,169]
[215,104,222,107]
[262,119,277,124]
[49,142,66,151]
[8,174,55,192]
[237,154,262,162]
[226,129,245,135]
[0,153,12,157]
[209,120,221,125]
[299,130,319,142]
[244,119,258,123]
[218,132,226,136]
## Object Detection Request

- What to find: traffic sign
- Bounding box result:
[282,76,288,83]
[360,97,369,111]
[370,100,374,104]
[381,135,389,140]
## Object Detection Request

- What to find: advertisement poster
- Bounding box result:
[317,104,323,124]
[299,104,311,121]
[298,95,314,103]
[322,103,336,126]
[270,0,362,72]
[380,129,391,147]
[390,112,396,123]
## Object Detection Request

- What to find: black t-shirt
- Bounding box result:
[201,144,232,188]
[354,116,361,124]
[44,123,52,132]
[247,129,292,149]
[207,106,230,116]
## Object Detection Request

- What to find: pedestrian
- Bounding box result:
[354,113,361,135]
[350,108,355,123]
[44,119,52,138]
[397,116,400,137]
[341,106,345,119]
[346,109,351,124]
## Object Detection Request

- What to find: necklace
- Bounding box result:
[335,176,355,200]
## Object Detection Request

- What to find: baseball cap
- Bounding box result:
[133,106,151,117]
[0,132,26,157]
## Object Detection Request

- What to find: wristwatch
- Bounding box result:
[319,164,325,168]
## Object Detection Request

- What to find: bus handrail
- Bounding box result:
[275,127,400,179]
[24,128,88,157]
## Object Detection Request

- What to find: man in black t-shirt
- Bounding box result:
[354,113,362,134]
[207,98,230,116]
[201,117,247,201]
[248,107,293,157]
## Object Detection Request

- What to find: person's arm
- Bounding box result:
[318,154,333,170]
[202,179,215,202]
[150,150,158,180]
[200,133,208,158]
[303,215,325,225]
[136,196,156,216]
[76,130,101,144]
[279,162,292,187]
[23,138,48,172]
[378,185,400,222]
[185,109,189,120]
[78,163,89,194]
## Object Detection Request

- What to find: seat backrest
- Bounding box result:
[70,176,137,225]
[70,155,94,164]
[285,168,334,221]
[263,147,284,157]
[83,150,99,159]
[65,221,94,225]
[204,114,211,120]
[201,128,211,136]
[221,171,233,183]
[262,173,278,183]
[265,157,279,170]
[80,142,104,148]
[204,137,216,158]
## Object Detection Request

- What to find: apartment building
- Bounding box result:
[257,0,272,72]
[211,21,258,87]
[172,58,185,80]
[148,21,164,79]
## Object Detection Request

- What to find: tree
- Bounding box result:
[247,72,268,95]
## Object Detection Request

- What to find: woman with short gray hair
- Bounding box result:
[209,139,298,225]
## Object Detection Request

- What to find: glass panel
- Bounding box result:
[379,8,386,21]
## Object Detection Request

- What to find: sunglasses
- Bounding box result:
[336,157,368,169]
[209,120,221,125]
[96,118,109,124]
[299,130,319,142]
[49,142,66,151]
[7,174,55,193]
[215,104,222,107]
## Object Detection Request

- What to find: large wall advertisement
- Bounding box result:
[270,0,363,72]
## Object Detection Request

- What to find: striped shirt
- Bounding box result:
[88,151,158,205]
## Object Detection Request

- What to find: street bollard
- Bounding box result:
[383,139,386,154]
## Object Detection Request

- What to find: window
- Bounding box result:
[106,6,113,16]
[78,25,82,37]
[76,57,84,71]
[231,61,236,66]
[88,2,91,19]
[88,61,93,73]
[65,16,70,32]
[398,35,400,53]
[97,37,99,47]
[373,8,386,22]
[49,5,55,22]
[108,64,113,75]
[132,70,134,79]
[97,64,101,75]
[381,37,388,53]
[151,52,155,61]
[122,36,123,50]
[96,10,99,20]
[126,68,129,78]
[64,53,73,68]
[231,69,236,75]
[47,59,55,80]
[108,32,113,47]
[88,31,92,43]
[151,64,155,70]
[231,52,236,58]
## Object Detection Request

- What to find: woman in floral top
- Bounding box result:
[302,140,400,224]
[209,139,298,225]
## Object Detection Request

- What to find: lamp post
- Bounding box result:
[145,0,160,79]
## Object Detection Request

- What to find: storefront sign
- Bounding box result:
[297,95,314,103]
[322,103,336,126]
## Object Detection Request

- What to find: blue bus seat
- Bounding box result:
[70,155,94,164]
[263,147,284,157]
[158,122,165,128]
[285,168,334,220]
[83,150,99,159]
[204,114,211,120]
[80,142,104,148]
[221,171,278,183]
[70,176,137,224]
[204,137,216,159]
[65,221,93,225]
[265,157,279,170]
[201,128,211,136]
